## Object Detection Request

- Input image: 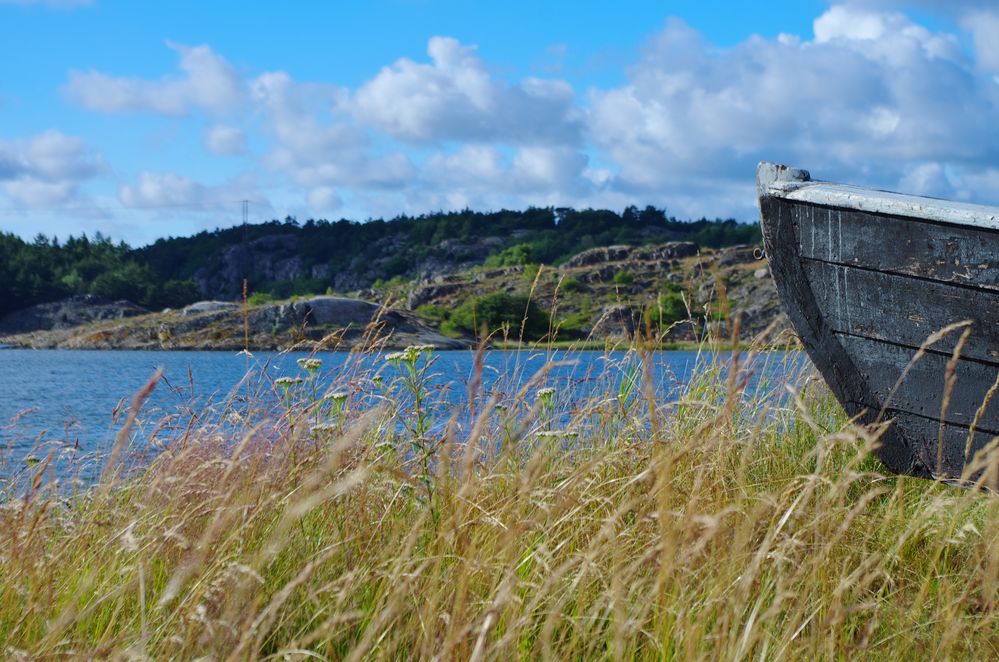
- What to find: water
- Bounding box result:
[0,348,805,483]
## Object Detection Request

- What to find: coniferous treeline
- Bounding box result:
[0,232,198,317]
[0,206,760,317]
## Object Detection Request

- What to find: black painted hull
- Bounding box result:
[758,164,999,481]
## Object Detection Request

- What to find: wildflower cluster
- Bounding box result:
[385,344,435,365]
[323,390,350,432]
[297,357,323,376]
[274,376,304,400]
[536,386,557,427]
[383,344,439,504]
[326,391,349,405]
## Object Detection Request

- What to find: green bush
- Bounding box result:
[645,289,689,331]
[484,243,534,267]
[449,293,549,340]
[438,319,464,338]
[522,263,541,285]
[559,276,583,293]
[555,311,589,339]
[612,270,634,286]
[247,291,275,306]
[414,304,449,321]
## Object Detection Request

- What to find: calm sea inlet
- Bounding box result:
[0,349,805,482]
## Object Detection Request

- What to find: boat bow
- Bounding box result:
[758,162,999,482]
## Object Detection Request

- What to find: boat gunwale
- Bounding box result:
[759,163,999,232]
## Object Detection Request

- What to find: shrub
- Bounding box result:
[612,270,634,286]
[485,243,534,267]
[414,304,449,321]
[644,288,689,331]
[247,291,275,306]
[555,311,589,338]
[559,276,583,293]
[449,292,549,340]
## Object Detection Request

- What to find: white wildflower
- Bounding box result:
[274,376,303,389]
[297,357,323,372]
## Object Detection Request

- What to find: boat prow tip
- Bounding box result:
[756,162,811,198]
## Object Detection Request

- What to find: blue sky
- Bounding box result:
[1,0,997,244]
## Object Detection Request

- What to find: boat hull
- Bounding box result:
[758,164,999,481]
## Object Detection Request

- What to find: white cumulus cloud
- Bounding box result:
[204,124,247,155]
[250,69,416,190]
[49,6,999,229]
[586,7,999,218]
[65,41,242,115]
[118,170,265,212]
[0,129,105,207]
[960,10,999,75]
[119,171,207,208]
[353,36,581,145]
[307,186,341,213]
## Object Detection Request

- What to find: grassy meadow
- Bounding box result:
[1,335,998,659]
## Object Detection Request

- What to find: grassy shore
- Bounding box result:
[1,342,997,659]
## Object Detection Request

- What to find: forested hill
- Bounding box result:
[0,206,760,317]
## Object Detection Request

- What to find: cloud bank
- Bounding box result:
[0,130,104,207]
[65,41,242,116]
[8,1,999,239]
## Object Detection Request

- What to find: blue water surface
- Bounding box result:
[0,348,806,482]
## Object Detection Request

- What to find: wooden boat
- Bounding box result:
[757,162,999,482]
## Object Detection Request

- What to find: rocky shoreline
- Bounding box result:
[0,242,787,351]
[0,296,470,351]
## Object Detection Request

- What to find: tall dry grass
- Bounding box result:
[1,340,997,660]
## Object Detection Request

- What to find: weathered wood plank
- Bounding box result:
[793,203,999,290]
[838,334,999,432]
[758,162,999,480]
[882,410,999,480]
[802,260,999,365]
[759,195,923,475]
